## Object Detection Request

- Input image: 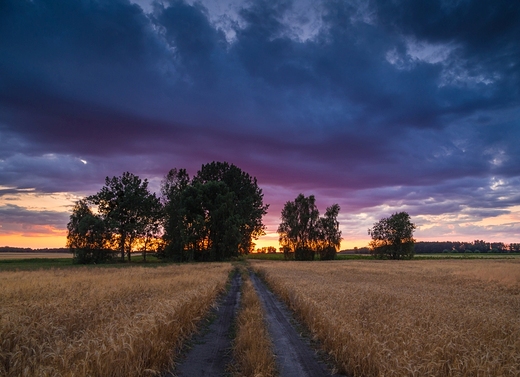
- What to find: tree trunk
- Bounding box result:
[127,235,134,262]
[120,233,126,262]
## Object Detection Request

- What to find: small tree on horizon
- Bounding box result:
[368,212,416,259]
[278,194,342,260]
[318,203,342,260]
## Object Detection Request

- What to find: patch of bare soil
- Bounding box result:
[250,272,345,377]
[165,271,242,377]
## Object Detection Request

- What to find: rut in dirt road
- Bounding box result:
[250,272,344,377]
[166,271,242,377]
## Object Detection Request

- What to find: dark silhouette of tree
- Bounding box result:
[509,243,520,252]
[278,194,341,260]
[161,162,268,261]
[278,194,320,260]
[193,161,269,255]
[318,204,342,260]
[87,172,161,262]
[66,199,112,263]
[161,168,191,261]
[181,181,241,261]
[472,239,488,252]
[368,212,416,259]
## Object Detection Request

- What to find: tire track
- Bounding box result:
[167,271,242,377]
[250,271,343,377]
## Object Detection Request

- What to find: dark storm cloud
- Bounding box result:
[375,0,520,56]
[1,0,520,242]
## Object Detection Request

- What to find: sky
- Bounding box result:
[1,0,520,250]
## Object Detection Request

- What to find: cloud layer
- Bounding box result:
[1,0,520,246]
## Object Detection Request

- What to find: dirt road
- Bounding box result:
[250,272,342,377]
[168,271,242,377]
[167,268,342,377]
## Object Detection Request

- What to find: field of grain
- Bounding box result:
[252,259,520,377]
[232,269,277,377]
[0,263,232,377]
[0,252,72,260]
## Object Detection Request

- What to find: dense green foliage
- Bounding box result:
[278,194,342,260]
[368,212,416,259]
[161,162,269,261]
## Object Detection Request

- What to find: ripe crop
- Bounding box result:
[252,259,520,377]
[0,263,232,377]
[233,270,277,377]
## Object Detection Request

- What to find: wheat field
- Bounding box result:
[232,268,277,377]
[0,253,72,260]
[0,263,232,377]
[252,259,520,377]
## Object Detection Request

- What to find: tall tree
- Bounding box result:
[318,204,342,260]
[88,172,162,262]
[66,199,112,263]
[161,162,268,261]
[368,212,416,259]
[278,194,321,260]
[161,168,191,261]
[192,161,269,255]
[187,181,242,261]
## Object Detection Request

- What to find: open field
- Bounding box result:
[252,259,520,377]
[0,263,232,377]
[0,254,165,271]
[414,253,520,259]
[0,252,72,260]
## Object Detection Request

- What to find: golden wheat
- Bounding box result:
[0,263,232,377]
[251,259,520,377]
[233,269,277,377]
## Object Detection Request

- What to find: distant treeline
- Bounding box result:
[414,240,520,253]
[0,247,70,253]
[342,240,520,254]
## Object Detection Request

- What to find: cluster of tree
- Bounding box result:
[67,172,162,263]
[277,194,342,260]
[67,162,269,263]
[368,212,416,259]
[256,246,277,253]
[161,162,268,261]
[509,243,520,252]
[414,240,519,253]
